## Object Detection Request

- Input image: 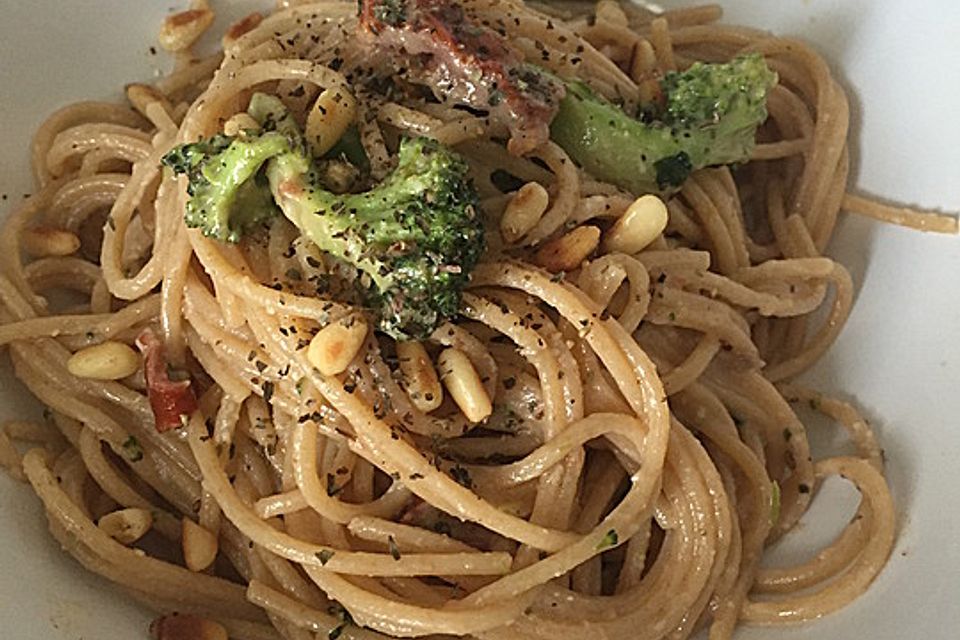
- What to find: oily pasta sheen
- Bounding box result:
[1,1,951,639]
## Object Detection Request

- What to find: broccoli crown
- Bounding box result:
[661,54,775,128]
[549,54,777,194]
[161,131,287,242]
[271,134,484,340]
[378,138,484,338]
[163,92,484,341]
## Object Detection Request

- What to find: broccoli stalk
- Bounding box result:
[549,54,777,194]
[162,93,484,340]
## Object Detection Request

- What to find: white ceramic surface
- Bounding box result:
[1,1,957,638]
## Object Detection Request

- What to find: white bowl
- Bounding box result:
[1,1,957,638]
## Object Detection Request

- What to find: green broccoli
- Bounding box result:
[549,54,777,194]
[162,93,484,341]
[160,132,287,243]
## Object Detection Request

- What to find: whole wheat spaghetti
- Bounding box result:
[1,2,953,639]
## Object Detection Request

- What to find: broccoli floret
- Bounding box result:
[163,93,484,340]
[161,132,287,242]
[549,54,777,194]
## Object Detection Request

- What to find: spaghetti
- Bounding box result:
[0,1,952,639]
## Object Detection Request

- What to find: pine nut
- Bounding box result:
[500,182,549,244]
[604,194,669,255]
[596,0,628,24]
[321,160,360,194]
[222,12,263,48]
[21,226,81,258]
[305,86,358,157]
[98,508,153,544]
[631,39,659,83]
[181,517,218,572]
[397,341,443,412]
[534,226,600,272]
[125,83,173,119]
[438,348,492,423]
[67,341,141,381]
[158,8,215,52]
[150,614,228,640]
[307,314,368,376]
[223,112,261,137]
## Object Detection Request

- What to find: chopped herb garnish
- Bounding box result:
[327,603,354,640]
[388,535,401,561]
[654,151,694,189]
[449,464,473,489]
[121,436,143,462]
[597,528,618,550]
[317,549,335,565]
[326,473,343,497]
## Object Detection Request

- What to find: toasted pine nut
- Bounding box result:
[321,160,360,194]
[158,8,215,52]
[222,12,264,48]
[631,39,659,83]
[534,226,600,272]
[67,341,141,381]
[438,348,492,423]
[307,314,368,376]
[98,508,153,544]
[649,17,676,71]
[596,0,628,24]
[305,86,358,157]
[397,341,443,412]
[500,182,549,244]
[604,194,669,255]
[182,517,218,572]
[151,614,228,640]
[125,83,173,119]
[223,112,261,137]
[21,226,81,258]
